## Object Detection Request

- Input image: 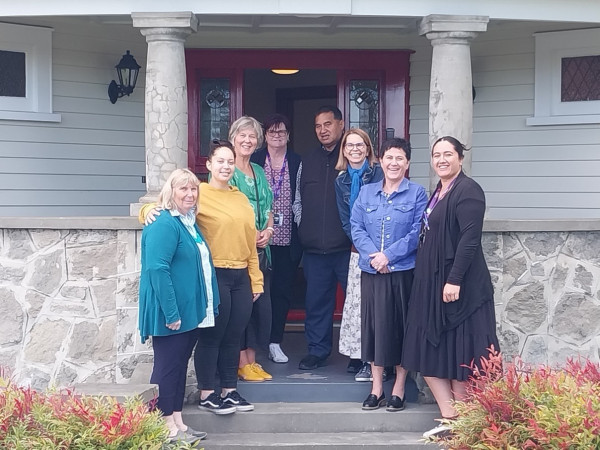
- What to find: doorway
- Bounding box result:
[185,48,412,320]
[243,69,336,157]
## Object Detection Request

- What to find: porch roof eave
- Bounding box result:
[2,0,600,25]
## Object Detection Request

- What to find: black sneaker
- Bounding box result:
[355,362,372,382]
[221,390,254,412]
[382,366,394,382]
[198,392,236,415]
[347,359,362,373]
[386,395,405,412]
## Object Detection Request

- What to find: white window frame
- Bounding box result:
[527,28,600,126]
[0,22,61,122]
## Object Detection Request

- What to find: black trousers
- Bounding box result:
[151,329,198,416]
[303,250,350,358]
[269,245,300,344]
[195,268,253,390]
[242,268,272,350]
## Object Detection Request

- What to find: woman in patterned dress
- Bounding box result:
[334,128,383,382]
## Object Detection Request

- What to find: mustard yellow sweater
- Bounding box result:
[139,183,263,293]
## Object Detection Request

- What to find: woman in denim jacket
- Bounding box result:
[350,138,427,411]
[334,128,383,381]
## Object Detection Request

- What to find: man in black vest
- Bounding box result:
[293,105,351,370]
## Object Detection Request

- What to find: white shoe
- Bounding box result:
[422,423,452,439]
[268,343,289,363]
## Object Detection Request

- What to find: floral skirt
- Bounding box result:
[338,252,361,359]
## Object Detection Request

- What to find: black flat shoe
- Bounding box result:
[386,395,405,412]
[362,392,385,410]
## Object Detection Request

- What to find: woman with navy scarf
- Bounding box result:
[334,128,383,382]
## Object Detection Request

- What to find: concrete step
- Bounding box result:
[198,432,436,449]
[184,402,439,434]
[183,402,440,448]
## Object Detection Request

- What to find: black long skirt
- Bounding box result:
[360,269,413,367]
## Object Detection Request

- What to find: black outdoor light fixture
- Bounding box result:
[108,50,141,104]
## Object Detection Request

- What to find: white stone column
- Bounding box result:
[419,15,488,191]
[131,12,198,212]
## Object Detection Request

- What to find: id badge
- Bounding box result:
[273,213,283,226]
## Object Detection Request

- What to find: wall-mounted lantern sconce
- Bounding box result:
[108,50,141,104]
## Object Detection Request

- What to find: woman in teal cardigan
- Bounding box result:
[139,168,220,444]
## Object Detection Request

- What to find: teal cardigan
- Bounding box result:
[139,210,220,343]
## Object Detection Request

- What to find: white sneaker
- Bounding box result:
[268,343,289,363]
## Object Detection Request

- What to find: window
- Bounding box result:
[528,28,600,126]
[0,22,60,122]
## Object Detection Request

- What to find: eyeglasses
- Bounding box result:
[267,130,288,137]
[345,143,366,150]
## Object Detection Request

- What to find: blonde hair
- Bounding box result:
[335,128,376,171]
[157,168,200,211]
[229,116,264,150]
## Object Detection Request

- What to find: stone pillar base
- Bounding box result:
[130,202,144,217]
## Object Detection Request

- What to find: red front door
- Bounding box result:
[186,49,412,320]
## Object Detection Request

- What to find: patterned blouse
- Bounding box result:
[264,155,293,246]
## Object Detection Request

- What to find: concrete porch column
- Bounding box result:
[419,15,488,191]
[130,12,198,214]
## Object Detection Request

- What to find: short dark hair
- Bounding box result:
[208,139,235,160]
[315,105,342,121]
[263,113,291,134]
[380,138,411,161]
[432,136,468,159]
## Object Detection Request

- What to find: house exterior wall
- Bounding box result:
[2,221,600,389]
[409,20,600,220]
[3,17,599,219]
[0,18,147,216]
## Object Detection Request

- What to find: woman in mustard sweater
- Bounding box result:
[194,141,264,414]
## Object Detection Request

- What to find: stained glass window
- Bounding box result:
[561,55,600,102]
[0,50,26,97]
[348,80,379,150]
[200,78,230,156]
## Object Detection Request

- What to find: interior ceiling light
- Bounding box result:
[271,69,300,75]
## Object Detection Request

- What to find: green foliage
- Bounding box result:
[428,349,600,449]
[0,370,197,449]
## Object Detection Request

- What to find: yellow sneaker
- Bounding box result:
[238,364,264,382]
[251,362,272,381]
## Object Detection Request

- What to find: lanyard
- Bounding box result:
[266,152,287,201]
[423,177,458,232]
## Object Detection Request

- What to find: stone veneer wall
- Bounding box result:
[1,221,600,389]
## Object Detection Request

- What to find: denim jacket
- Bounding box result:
[350,177,427,274]
[334,163,384,240]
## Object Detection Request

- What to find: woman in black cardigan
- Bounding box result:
[251,113,302,364]
[402,136,499,439]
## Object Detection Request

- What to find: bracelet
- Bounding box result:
[266,227,275,233]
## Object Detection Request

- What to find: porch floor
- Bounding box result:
[234,325,420,404]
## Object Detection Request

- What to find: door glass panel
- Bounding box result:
[348,80,379,149]
[200,78,231,156]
